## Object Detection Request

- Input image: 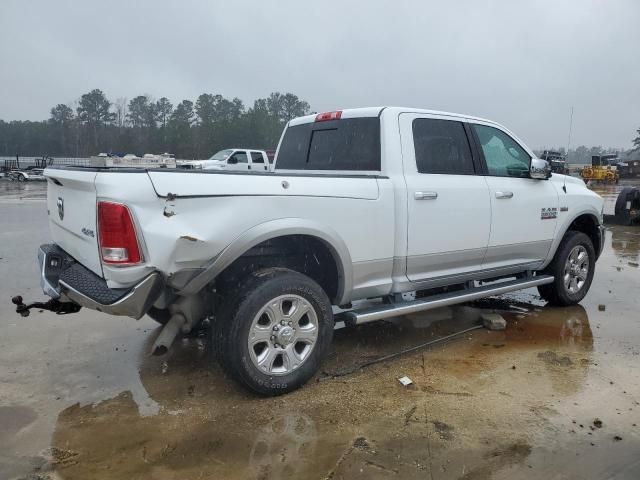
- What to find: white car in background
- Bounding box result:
[8,167,46,181]
[179,149,271,171]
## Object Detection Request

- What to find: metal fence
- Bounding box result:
[0,156,92,171]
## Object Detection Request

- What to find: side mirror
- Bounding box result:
[530,158,552,179]
[227,157,237,165]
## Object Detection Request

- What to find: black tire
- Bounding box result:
[212,268,333,395]
[537,231,596,306]
[17,175,25,182]
[614,187,640,216]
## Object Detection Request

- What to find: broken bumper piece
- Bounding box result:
[37,244,163,319]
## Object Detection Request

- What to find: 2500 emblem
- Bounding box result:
[81,228,95,238]
[541,207,558,220]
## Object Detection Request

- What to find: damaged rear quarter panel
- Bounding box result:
[97,170,395,299]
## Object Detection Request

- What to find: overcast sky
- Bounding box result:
[1,0,638,148]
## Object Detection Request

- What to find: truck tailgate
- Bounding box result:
[44,168,103,277]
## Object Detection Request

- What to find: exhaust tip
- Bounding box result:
[152,345,168,356]
[150,312,185,356]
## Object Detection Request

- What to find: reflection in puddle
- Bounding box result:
[249,414,317,479]
[42,300,618,479]
[0,179,47,201]
[611,226,640,262]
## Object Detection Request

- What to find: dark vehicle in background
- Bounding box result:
[616,159,640,179]
[540,150,568,174]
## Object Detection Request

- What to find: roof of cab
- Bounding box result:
[288,106,497,127]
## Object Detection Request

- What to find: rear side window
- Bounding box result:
[412,119,475,175]
[250,152,264,163]
[276,118,381,171]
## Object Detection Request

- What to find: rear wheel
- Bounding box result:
[537,231,595,306]
[213,268,333,395]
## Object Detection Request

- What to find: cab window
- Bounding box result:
[412,118,475,175]
[276,118,380,171]
[472,124,530,178]
[251,152,264,163]
[229,151,248,164]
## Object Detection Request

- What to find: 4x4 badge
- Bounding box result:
[57,197,64,220]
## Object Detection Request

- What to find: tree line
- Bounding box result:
[0,89,311,159]
[1,90,638,162]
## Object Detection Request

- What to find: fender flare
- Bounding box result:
[178,218,353,305]
[541,208,602,268]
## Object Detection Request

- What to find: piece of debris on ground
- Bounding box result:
[481,313,507,331]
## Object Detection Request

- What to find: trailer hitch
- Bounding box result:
[11,295,82,317]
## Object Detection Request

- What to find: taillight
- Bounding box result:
[97,201,142,265]
[315,111,342,122]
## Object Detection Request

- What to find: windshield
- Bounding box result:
[209,149,234,161]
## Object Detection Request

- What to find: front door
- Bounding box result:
[228,150,250,170]
[400,113,491,282]
[471,123,559,269]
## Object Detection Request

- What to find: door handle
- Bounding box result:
[495,191,514,199]
[414,191,438,200]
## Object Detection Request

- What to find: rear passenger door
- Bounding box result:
[250,151,268,171]
[470,123,559,269]
[400,114,491,282]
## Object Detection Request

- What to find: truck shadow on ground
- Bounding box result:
[36,300,636,480]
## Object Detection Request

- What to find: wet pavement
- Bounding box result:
[1,179,639,479]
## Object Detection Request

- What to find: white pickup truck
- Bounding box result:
[24,107,605,395]
[178,148,271,171]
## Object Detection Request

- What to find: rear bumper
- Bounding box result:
[38,244,163,319]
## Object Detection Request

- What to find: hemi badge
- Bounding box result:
[560,206,569,212]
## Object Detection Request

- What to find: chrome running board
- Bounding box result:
[344,275,554,326]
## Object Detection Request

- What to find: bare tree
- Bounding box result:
[114,97,128,129]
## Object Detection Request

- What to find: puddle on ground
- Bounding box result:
[0,179,47,202]
[2,180,640,479]
[34,300,637,480]
[0,406,38,445]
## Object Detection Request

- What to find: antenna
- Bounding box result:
[563,106,574,193]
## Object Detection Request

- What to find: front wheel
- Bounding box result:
[213,268,334,395]
[537,230,595,306]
